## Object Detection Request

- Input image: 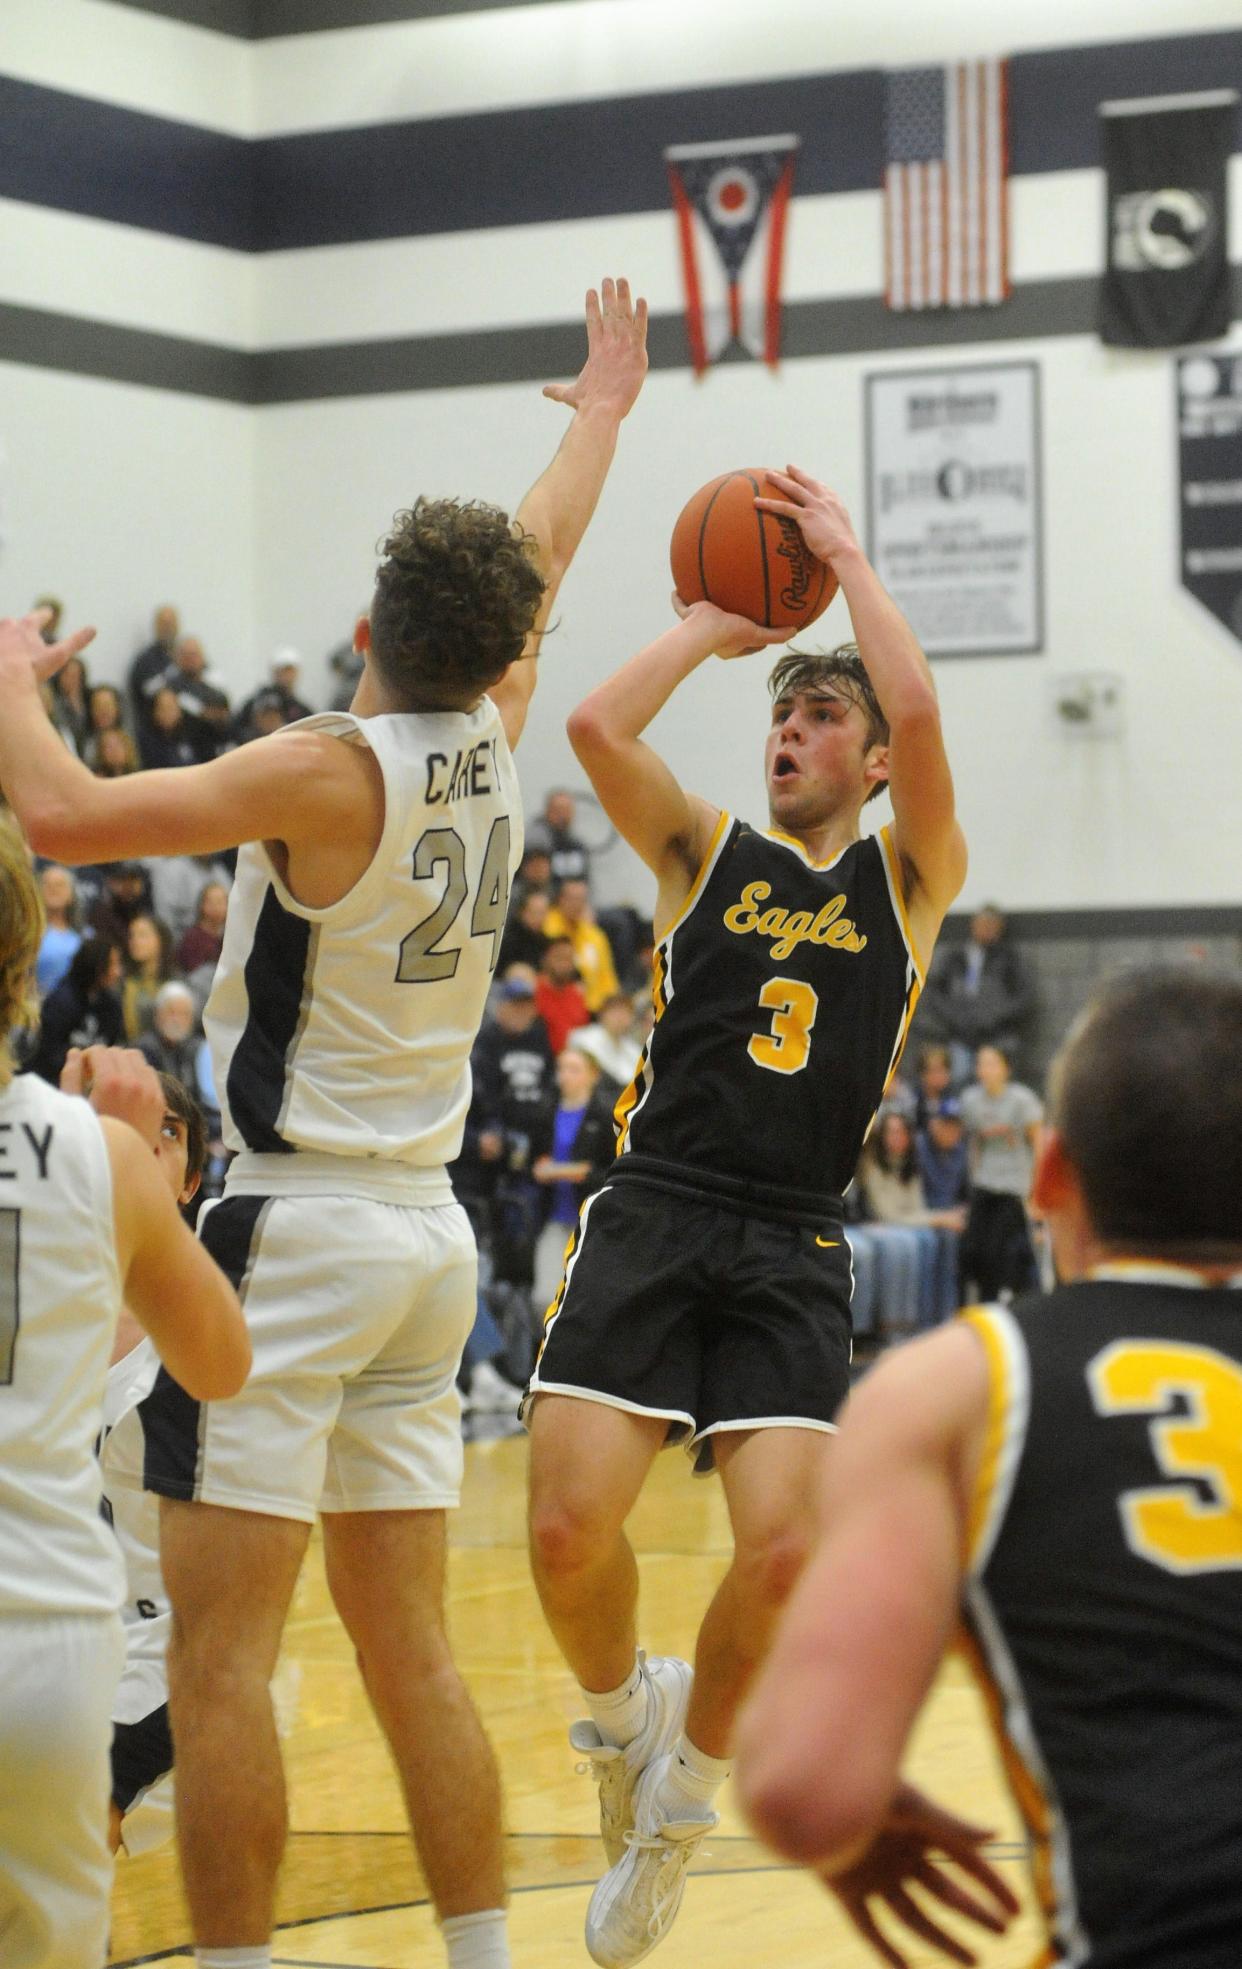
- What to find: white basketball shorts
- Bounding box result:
[0,1611,123,1969]
[106,1188,477,1523]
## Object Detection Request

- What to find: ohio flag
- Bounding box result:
[665,135,799,373]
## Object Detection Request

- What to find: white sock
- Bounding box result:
[442,1908,511,1967]
[584,1657,648,1748]
[658,1733,730,1817]
[195,1951,271,1969]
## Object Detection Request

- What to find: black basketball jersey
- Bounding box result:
[615,815,922,1211]
[961,1272,1242,1968]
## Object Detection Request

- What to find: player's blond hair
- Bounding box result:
[0,822,42,1090]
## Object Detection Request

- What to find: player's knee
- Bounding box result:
[731,1526,811,1623]
[167,1614,271,1703]
[528,1492,614,1582]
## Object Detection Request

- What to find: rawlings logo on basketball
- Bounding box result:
[774,517,815,612]
[724,881,867,959]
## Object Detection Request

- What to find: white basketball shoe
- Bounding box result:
[584,1749,717,1967]
[568,1654,693,1867]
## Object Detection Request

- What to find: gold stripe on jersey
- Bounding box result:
[959,1304,1031,1575]
[878,823,927,983]
[614,812,732,1159]
[759,826,851,872]
[956,1617,1060,1965]
[613,946,667,1157]
[656,808,732,943]
[534,1186,610,1363]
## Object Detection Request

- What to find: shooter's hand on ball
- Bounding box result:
[671,593,788,661]
[754,468,863,575]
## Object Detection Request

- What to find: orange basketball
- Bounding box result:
[670,468,837,632]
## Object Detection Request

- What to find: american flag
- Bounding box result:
[884,60,1010,311]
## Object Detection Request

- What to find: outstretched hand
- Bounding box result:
[543,277,649,421]
[823,1782,1020,1968]
[754,467,862,572]
[0,608,96,687]
[671,593,788,661]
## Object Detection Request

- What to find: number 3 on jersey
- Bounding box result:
[748,976,819,1075]
[1088,1340,1242,1574]
[396,817,512,984]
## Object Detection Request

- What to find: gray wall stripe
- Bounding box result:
[4,35,1238,252]
[941,904,1242,943]
[106,0,257,33]
[108,0,627,32]
[0,303,258,404]
[4,269,1240,405]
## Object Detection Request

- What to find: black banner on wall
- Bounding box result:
[1178,353,1242,648]
[1100,90,1237,348]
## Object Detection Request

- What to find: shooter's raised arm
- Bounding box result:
[756,467,967,947]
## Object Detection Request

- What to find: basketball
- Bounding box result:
[670,468,838,632]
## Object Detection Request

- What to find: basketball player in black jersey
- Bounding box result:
[524,468,977,1965]
[739,966,1242,1969]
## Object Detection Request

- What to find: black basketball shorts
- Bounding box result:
[524,1173,854,1473]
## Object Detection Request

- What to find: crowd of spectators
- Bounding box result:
[37,603,319,772]
[17,596,1053,1403]
[8,597,322,1198]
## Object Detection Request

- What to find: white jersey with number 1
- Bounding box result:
[205,702,522,1168]
[0,1073,124,1617]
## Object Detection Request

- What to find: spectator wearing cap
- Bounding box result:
[471,974,555,1153]
[542,877,619,1013]
[236,650,314,741]
[525,788,591,889]
[917,1096,970,1212]
[534,937,591,1056]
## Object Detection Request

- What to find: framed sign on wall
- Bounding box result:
[864,360,1044,658]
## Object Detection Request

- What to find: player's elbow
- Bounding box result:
[739,1756,885,1868]
[566,700,612,760]
[23,800,87,864]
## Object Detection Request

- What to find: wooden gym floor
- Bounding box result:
[108,1431,1043,1967]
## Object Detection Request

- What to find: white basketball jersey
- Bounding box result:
[205,703,523,1168]
[0,1074,124,1616]
[100,1339,169,1724]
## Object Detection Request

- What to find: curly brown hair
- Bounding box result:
[369,497,547,708]
[0,824,42,1090]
